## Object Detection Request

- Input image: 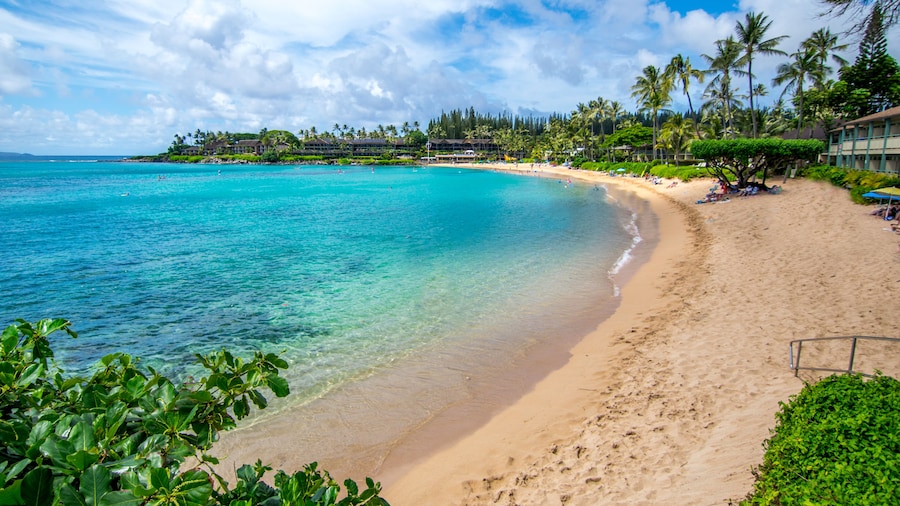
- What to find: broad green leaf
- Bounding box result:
[175,469,213,504]
[67,450,100,472]
[344,478,359,496]
[147,467,170,491]
[0,480,23,505]
[235,464,257,484]
[79,465,113,506]
[97,490,142,506]
[27,420,54,450]
[1,324,18,354]
[40,437,76,469]
[69,420,96,452]
[137,434,168,454]
[233,397,249,419]
[21,467,54,506]
[265,354,289,370]
[186,390,214,403]
[123,376,146,401]
[227,376,245,391]
[102,455,144,475]
[15,363,44,388]
[248,390,267,410]
[36,318,73,338]
[100,402,129,437]
[266,376,290,398]
[5,458,32,482]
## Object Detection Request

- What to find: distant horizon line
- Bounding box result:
[0,152,131,159]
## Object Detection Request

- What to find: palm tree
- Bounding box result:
[666,54,705,138]
[821,0,900,33]
[702,36,747,138]
[657,114,696,166]
[602,101,625,161]
[631,65,674,160]
[608,101,624,134]
[735,11,788,137]
[773,48,822,137]
[588,97,608,159]
[701,78,744,139]
[801,27,848,87]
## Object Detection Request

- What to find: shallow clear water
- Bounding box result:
[0,161,637,409]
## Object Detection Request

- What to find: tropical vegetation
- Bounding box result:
[742,373,900,505]
[0,318,389,505]
[691,138,824,187]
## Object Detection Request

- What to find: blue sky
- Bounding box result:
[0,0,890,155]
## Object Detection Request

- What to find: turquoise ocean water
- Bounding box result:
[0,160,643,432]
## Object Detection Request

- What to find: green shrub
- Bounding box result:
[743,373,900,505]
[649,164,709,182]
[806,164,900,203]
[232,153,261,163]
[261,150,281,163]
[0,318,388,505]
[167,155,205,163]
[283,155,325,162]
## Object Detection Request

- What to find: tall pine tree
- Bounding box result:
[838,4,900,117]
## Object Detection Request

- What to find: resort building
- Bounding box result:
[826,106,900,175]
[176,137,503,160]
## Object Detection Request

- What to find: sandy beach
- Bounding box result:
[380,164,900,505]
[210,163,900,505]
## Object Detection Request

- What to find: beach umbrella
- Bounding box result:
[868,187,900,220]
[873,186,900,198]
[862,191,900,201]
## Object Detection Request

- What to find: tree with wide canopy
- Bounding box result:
[690,138,824,188]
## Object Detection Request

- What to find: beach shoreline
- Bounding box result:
[380,164,704,502]
[382,163,900,504]
[213,162,900,505]
[209,163,656,485]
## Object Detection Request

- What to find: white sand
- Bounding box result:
[383,164,900,505]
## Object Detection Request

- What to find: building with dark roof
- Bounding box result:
[826,106,900,174]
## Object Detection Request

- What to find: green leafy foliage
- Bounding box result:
[580,161,709,181]
[647,164,709,182]
[690,138,823,187]
[580,161,657,174]
[599,125,654,150]
[166,155,205,163]
[0,318,389,505]
[743,374,900,505]
[806,164,900,203]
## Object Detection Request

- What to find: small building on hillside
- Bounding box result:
[826,106,900,175]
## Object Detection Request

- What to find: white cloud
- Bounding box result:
[0,33,34,95]
[0,0,898,154]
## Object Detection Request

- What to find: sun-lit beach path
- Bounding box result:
[382,164,900,505]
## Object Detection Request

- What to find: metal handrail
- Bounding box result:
[789,336,900,377]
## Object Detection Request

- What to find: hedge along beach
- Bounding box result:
[213,164,900,504]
